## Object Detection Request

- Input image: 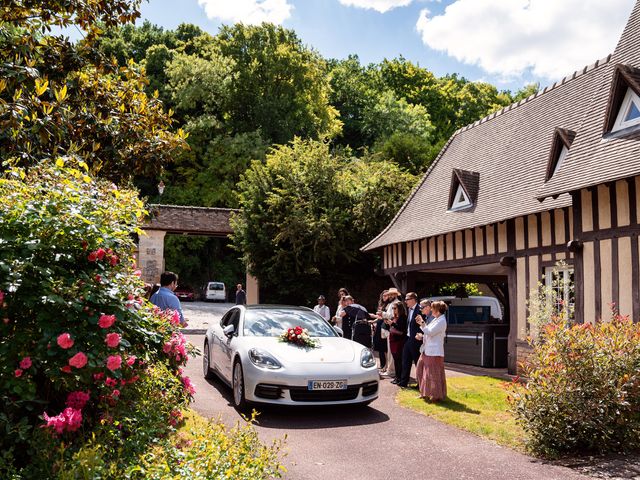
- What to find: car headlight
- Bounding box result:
[249,348,282,370]
[360,349,376,368]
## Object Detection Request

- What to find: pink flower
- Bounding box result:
[0,291,4,304]
[181,376,196,396]
[105,333,121,348]
[57,333,74,349]
[60,366,72,373]
[14,369,23,378]
[43,408,83,435]
[111,389,120,398]
[87,251,98,262]
[96,248,106,260]
[66,391,90,410]
[69,352,88,369]
[171,310,181,326]
[98,314,116,329]
[126,355,136,366]
[93,372,104,381]
[134,269,141,277]
[105,377,118,388]
[106,355,122,371]
[19,357,32,369]
[109,255,119,266]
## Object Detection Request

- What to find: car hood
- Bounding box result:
[244,336,358,364]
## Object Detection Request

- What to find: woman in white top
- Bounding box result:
[415,300,448,401]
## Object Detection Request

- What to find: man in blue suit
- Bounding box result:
[399,292,422,387]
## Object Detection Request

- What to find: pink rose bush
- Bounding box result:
[1,162,197,473]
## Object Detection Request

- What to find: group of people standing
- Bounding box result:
[314,287,448,402]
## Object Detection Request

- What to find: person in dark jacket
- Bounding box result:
[388,301,407,385]
[340,296,371,347]
[235,283,247,305]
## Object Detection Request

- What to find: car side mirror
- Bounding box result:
[334,326,344,337]
[223,324,235,337]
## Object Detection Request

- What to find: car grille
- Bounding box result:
[288,386,360,402]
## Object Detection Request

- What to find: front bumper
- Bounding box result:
[243,361,379,406]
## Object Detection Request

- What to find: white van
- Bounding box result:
[205,282,226,302]
[426,295,503,323]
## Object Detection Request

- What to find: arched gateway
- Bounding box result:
[139,205,258,303]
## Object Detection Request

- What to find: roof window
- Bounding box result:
[603,64,640,136]
[448,169,479,212]
[612,87,640,132]
[545,128,576,182]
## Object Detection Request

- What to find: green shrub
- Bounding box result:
[510,313,640,456]
[134,411,285,479]
[0,160,195,477]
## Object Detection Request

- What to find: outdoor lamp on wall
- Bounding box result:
[567,239,583,253]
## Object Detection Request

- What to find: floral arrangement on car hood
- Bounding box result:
[279,326,319,348]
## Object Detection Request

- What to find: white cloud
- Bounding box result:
[338,0,414,14]
[416,0,635,80]
[197,0,293,25]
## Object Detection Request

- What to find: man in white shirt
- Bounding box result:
[313,295,331,322]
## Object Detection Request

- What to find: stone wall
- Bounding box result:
[145,205,234,236]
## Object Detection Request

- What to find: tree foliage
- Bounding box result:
[231,138,415,303]
[0,1,186,184]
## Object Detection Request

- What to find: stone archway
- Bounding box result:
[139,205,259,303]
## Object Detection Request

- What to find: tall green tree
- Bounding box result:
[232,138,415,302]
[212,23,342,144]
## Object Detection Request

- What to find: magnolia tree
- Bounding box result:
[0,160,195,470]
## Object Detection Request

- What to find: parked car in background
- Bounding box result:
[205,281,226,302]
[174,285,195,302]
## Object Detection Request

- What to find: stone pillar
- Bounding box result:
[138,230,166,284]
[246,271,259,305]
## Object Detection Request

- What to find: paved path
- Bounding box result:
[181,307,588,480]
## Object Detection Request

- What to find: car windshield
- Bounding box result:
[243,309,337,337]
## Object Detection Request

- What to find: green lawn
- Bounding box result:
[397,375,525,451]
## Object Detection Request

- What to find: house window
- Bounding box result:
[450,184,471,210]
[545,266,575,318]
[552,144,569,178]
[612,88,640,132]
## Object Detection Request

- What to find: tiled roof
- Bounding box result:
[363,0,640,252]
[537,0,640,200]
[362,56,611,251]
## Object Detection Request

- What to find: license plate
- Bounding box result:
[307,380,347,390]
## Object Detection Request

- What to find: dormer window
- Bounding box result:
[448,169,479,212]
[450,184,471,210]
[545,128,576,182]
[603,64,640,137]
[612,87,640,132]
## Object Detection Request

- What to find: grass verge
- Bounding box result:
[397,375,525,451]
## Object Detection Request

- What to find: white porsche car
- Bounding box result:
[202,305,379,410]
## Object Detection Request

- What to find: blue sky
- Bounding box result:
[135,0,635,92]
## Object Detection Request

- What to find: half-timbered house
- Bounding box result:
[362,1,640,373]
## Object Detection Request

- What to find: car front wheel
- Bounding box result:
[203,341,215,380]
[232,360,249,412]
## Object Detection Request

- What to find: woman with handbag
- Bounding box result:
[388,300,407,385]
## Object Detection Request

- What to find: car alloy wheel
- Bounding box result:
[232,360,248,411]
[203,341,214,379]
